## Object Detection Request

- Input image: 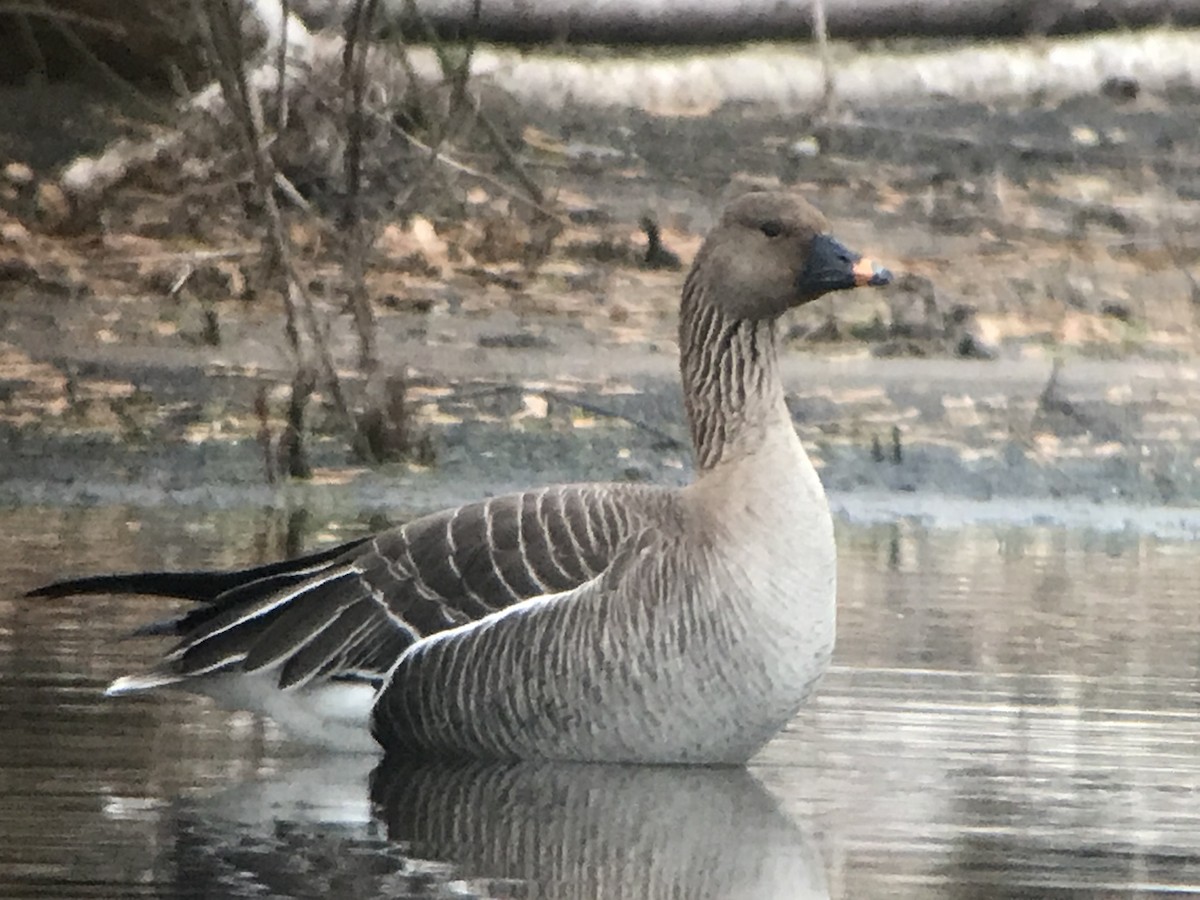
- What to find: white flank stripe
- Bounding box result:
[167,568,355,660]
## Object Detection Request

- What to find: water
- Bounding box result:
[3,503,1199,898]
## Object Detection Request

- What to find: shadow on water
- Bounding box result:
[3,503,1200,898]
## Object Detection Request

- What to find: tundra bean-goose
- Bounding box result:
[30,191,892,765]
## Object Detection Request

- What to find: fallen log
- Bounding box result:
[6,0,1200,83]
[288,0,1200,44]
[50,25,1200,205]
[467,28,1200,111]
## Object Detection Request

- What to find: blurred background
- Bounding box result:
[2,2,1200,898]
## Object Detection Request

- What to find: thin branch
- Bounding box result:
[342,0,375,222]
[0,2,128,36]
[450,383,685,450]
[199,0,297,347]
[13,12,47,83]
[395,0,544,207]
[544,389,683,449]
[383,21,430,129]
[199,0,362,457]
[467,93,547,209]
[273,170,313,212]
[400,0,454,73]
[38,8,171,120]
[274,0,290,130]
[812,0,835,116]
[379,109,559,219]
[342,0,381,376]
[436,0,482,145]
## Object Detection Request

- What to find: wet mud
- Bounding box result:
[2,65,1199,519]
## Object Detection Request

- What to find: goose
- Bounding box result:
[29,191,892,765]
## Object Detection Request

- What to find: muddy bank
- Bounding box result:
[4,343,1200,524]
[2,57,1199,523]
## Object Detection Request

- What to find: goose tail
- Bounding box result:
[24,537,373,640]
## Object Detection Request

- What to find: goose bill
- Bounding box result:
[796,233,892,296]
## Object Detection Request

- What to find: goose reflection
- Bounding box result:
[115,756,825,899]
[371,759,829,900]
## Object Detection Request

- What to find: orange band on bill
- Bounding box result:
[852,257,889,287]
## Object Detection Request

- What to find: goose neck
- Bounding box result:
[679,280,790,472]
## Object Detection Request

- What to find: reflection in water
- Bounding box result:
[104,759,824,898]
[4,504,1200,898]
[761,667,1200,897]
[146,760,392,899]
[372,760,826,899]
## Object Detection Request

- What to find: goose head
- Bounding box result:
[690,191,892,321]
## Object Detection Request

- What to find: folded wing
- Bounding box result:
[31,483,670,693]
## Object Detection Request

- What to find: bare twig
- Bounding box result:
[254,384,278,485]
[812,0,835,116]
[36,8,170,120]
[371,0,488,221]
[362,0,465,234]
[341,0,380,376]
[400,0,454,72]
[198,0,298,347]
[273,170,313,212]
[358,374,435,463]
[280,367,316,478]
[390,0,547,209]
[13,11,47,83]
[393,0,549,213]
[0,2,128,36]
[383,23,429,129]
[468,93,547,209]
[448,0,482,122]
[379,111,559,218]
[545,389,683,449]
[199,0,363,468]
[274,0,291,130]
[450,383,686,450]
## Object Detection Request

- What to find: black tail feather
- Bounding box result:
[159,565,347,637]
[27,570,225,602]
[130,614,197,637]
[25,537,372,604]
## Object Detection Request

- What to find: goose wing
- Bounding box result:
[371,523,697,761]
[30,483,668,692]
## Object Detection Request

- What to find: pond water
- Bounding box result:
[2,502,1199,899]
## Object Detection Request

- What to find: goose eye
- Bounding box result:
[759,221,783,238]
